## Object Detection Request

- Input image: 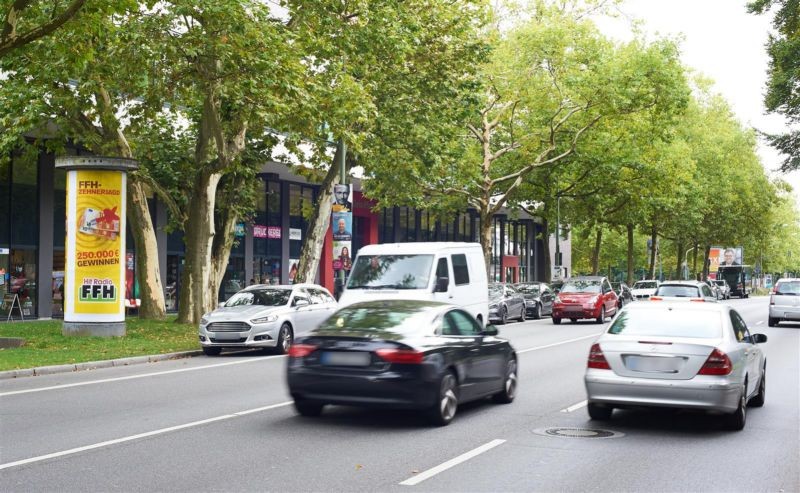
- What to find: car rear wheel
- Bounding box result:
[202,347,222,356]
[493,358,517,404]
[750,370,766,407]
[275,323,293,355]
[428,371,459,426]
[724,386,747,431]
[587,402,613,420]
[532,303,541,320]
[768,317,778,327]
[552,317,561,325]
[294,399,324,417]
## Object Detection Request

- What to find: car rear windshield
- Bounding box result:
[316,303,436,336]
[347,254,433,290]
[561,281,601,293]
[633,281,657,289]
[775,281,800,295]
[655,285,701,297]
[225,289,291,307]
[608,309,722,338]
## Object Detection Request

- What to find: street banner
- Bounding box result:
[333,240,352,272]
[57,156,137,337]
[332,183,352,212]
[332,212,352,241]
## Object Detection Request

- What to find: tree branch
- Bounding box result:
[0,0,86,58]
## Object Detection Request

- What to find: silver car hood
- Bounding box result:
[206,305,284,321]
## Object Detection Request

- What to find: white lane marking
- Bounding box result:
[0,355,285,397]
[399,439,506,486]
[0,401,293,471]
[756,321,764,325]
[517,333,601,354]
[560,400,588,413]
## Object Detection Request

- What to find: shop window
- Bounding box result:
[11,152,38,248]
[0,157,9,245]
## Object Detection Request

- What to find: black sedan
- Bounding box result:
[286,300,517,426]
[514,282,555,319]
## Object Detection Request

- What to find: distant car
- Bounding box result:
[713,279,731,300]
[585,301,767,430]
[652,280,718,303]
[286,300,518,426]
[551,276,618,324]
[768,278,800,326]
[611,282,634,308]
[631,280,660,300]
[703,279,722,300]
[488,283,526,324]
[549,280,564,294]
[514,282,555,319]
[198,284,337,356]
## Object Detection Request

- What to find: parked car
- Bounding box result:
[514,282,555,319]
[717,265,751,298]
[549,280,564,294]
[339,242,489,326]
[198,283,337,356]
[551,276,618,324]
[585,301,767,430]
[286,300,518,426]
[631,280,660,300]
[713,279,731,300]
[652,280,718,302]
[768,278,800,326]
[488,283,526,324]
[703,279,722,300]
[611,282,634,309]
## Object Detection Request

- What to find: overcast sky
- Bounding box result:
[594,0,797,201]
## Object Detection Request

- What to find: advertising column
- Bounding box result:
[56,157,138,337]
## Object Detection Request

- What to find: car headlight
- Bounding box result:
[200,316,209,326]
[251,314,278,324]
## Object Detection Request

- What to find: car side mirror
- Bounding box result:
[434,277,449,293]
[751,333,767,344]
[482,325,498,336]
[294,299,309,308]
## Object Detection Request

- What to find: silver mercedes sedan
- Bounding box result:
[199,284,337,356]
[584,301,767,430]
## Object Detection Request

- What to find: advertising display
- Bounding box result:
[57,157,137,337]
[331,183,353,273]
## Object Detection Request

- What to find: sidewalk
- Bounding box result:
[0,350,203,380]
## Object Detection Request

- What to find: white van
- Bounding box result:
[339,242,489,325]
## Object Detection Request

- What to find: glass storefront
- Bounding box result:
[288,183,315,283]
[253,178,282,285]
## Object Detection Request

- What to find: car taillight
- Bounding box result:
[698,348,732,375]
[587,343,610,369]
[770,295,775,305]
[649,296,663,301]
[287,344,317,358]
[376,348,424,364]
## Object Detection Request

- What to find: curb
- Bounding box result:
[0,350,203,380]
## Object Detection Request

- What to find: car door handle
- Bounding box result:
[470,348,480,352]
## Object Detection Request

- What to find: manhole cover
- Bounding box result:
[532,427,625,439]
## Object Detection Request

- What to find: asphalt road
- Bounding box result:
[1,297,798,492]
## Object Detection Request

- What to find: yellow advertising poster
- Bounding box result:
[70,169,124,315]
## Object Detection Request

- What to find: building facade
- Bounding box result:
[1,150,553,320]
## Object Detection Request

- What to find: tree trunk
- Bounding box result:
[208,205,238,315]
[591,227,602,275]
[675,240,685,280]
[702,245,711,280]
[648,225,658,279]
[692,242,699,280]
[626,224,634,285]
[542,217,552,283]
[127,177,166,319]
[295,145,345,284]
[479,210,494,281]
[177,171,222,325]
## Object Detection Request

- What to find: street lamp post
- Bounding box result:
[682,245,698,280]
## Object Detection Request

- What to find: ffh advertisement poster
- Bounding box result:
[65,169,126,320]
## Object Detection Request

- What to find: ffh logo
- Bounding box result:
[79,181,101,188]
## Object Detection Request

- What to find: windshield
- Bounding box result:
[347,254,434,289]
[775,281,800,295]
[609,309,722,338]
[224,289,291,307]
[633,281,658,289]
[561,281,601,294]
[515,285,540,295]
[655,285,701,297]
[489,285,505,298]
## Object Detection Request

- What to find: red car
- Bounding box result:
[552,276,618,324]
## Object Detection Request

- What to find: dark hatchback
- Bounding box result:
[286,300,518,426]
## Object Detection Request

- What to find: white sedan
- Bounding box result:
[199,284,337,356]
[584,301,767,430]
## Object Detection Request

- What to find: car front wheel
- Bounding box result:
[493,358,517,404]
[532,303,541,320]
[552,317,561,325]
[275,323,293,355]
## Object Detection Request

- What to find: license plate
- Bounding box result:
[321,351,371,366]
[625,355,684,373]
[213,332,242,341]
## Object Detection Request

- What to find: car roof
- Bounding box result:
[566,276,606,281]
[658,280,704,286]
[244,284,329,292]
[776,278,800,282]
[356,242,481,255]
[624,300,729,314]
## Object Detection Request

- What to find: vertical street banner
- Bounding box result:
[65,169,126,321]
[331,184,352,272]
